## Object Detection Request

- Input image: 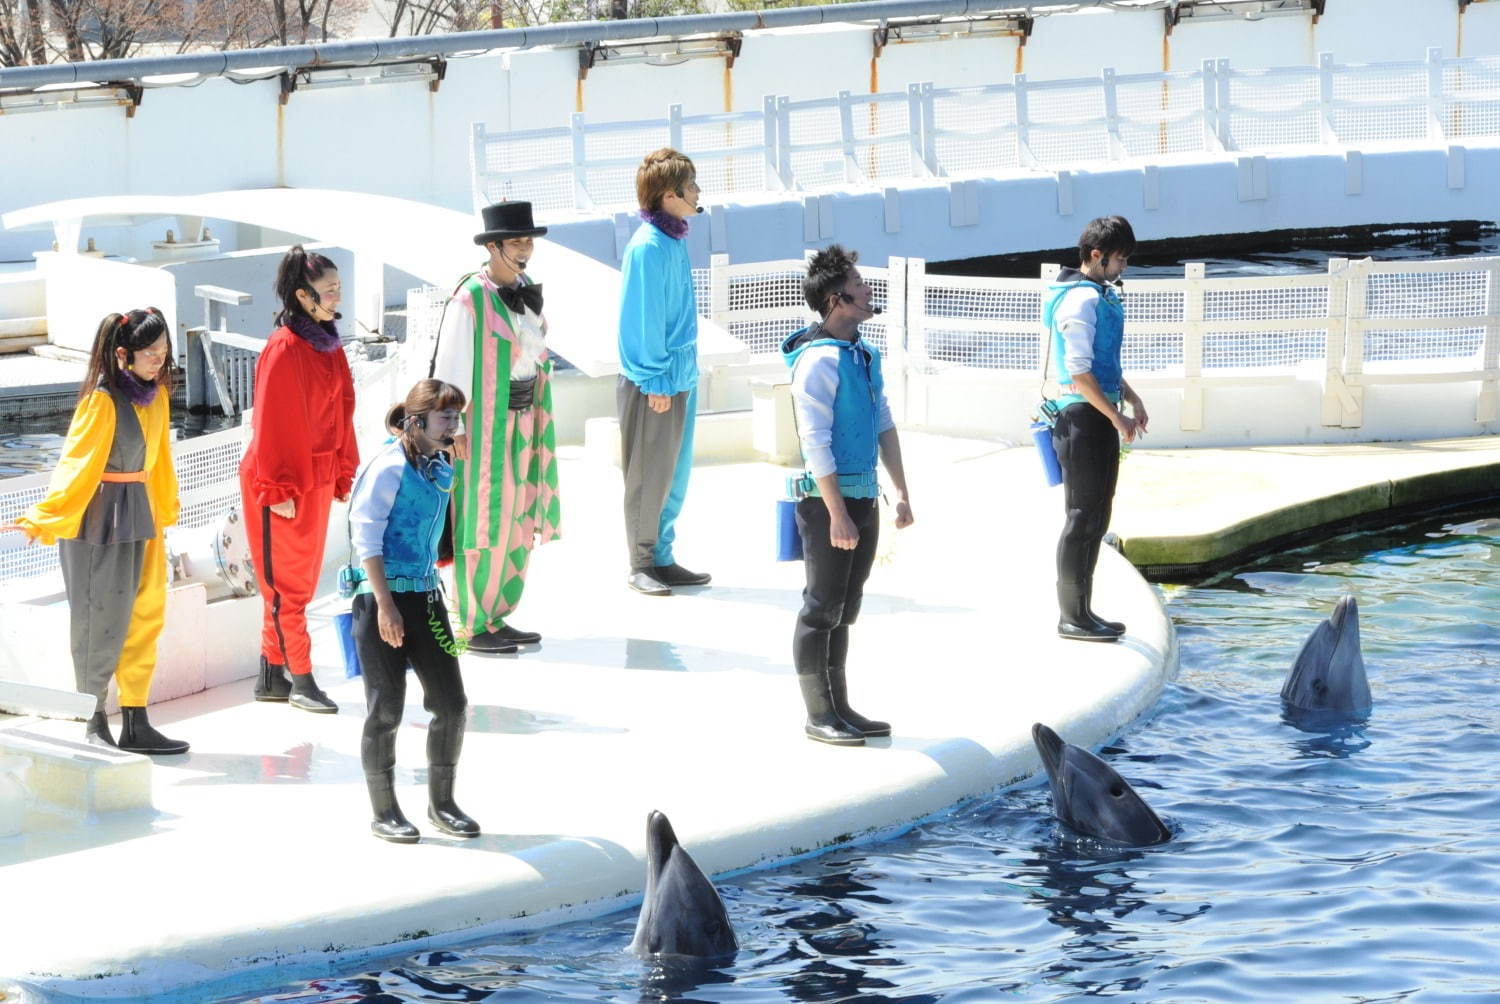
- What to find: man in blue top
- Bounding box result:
[781,245,913,746]
[616,147,712,596]
[1043,215,1149,642]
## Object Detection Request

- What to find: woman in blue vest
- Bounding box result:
[1043,216,1150,642]
[780,245,914,746]
[347,379,478,843]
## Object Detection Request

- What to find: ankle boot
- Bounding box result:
[796,672,865,746]
[827,666,891,737]
[254,656,292,702]
[84,711,117,748]
[1057,581,1122,643]
[288,672,338,714]
[367,770,419,843]
[117,706,190,755]
[1080,575,1125,635]
[427,765,480,837]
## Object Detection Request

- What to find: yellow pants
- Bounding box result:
[115,533,167,706]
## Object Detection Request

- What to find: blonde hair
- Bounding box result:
[636,148,696,212]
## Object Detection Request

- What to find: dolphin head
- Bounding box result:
[1282,594,1372,717]
[1031,723,1172,846]
[630,810,738,960]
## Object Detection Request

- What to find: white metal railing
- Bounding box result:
[471,48,1500,215]
[702,254,1500,433]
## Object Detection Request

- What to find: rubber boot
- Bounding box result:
[116,706,190,755]
[797,671,865,746]
[427,765,480,838]
[367,770,419,843]
[1080,574,1125,636]
[254,656,292,702]
[827,666,891,737]
[84,711,117,748]
[1057,581,1122,642]
[288,671,338,714]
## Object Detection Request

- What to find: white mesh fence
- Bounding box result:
[928,85,1020,176]
[1445,57,1500,137]
[1226,67,1320,149]
[474,129,575,215]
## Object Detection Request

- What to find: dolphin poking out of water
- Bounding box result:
[630,810,738,959]
[1282,594,1372,717]
[1032,723,1172,846]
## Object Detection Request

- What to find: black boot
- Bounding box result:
[1057,581,1122,642]
[827,666,891,737]
[254,656,292,702]
[368,770,419,843]
[117,706,190,755]
[288,672,338,714]
[1080,575,1125,636]
[427,765,480,837]
[797,672,865,746]
[84,711,117,748]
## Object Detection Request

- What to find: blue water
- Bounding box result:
[212,504,1500,1003]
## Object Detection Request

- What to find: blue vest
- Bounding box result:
[1044,275,1125,405]
[781,326,885,493]
[349,440,453,593]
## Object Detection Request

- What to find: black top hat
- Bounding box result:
[474,201,548,245]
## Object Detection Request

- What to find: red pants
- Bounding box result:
[243,476,334,676]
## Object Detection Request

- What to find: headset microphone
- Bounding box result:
[308,288,342,321]
[838,291,883,315]
[500,247,528,273]
[439,435,456,447]
[695,205,705,214]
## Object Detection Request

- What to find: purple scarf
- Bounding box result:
[640,208,689,240]
[117,367,159,407]
[285,312,342,353]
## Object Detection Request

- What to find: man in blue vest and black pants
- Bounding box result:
[1043,215,1150,642]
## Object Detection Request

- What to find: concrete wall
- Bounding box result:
[2,0,1496,262]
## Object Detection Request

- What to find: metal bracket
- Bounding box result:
[1165,2,1182,34]
[429,57,447,93]
[279,70,298,105]
[579,43,601,81]
[108,81,144,117]
[873,22,889,57]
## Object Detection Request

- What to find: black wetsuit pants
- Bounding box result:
[793,496,880,675]
[352,590,467,777]
[1051,402,1121,588]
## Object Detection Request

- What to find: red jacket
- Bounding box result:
[240,326,358,506]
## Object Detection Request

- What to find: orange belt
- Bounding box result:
[99,471,147,484]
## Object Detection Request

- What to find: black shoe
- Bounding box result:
[1057,581,1122,643]
[254,656,291,702]
[428,765,480,837]
[288,673,339,713]
[827,666,891,737]
[116,706,190,755]
[495,624,541,646]
[1081,576,1126,635]
[1057,619,1124,642]
[84,711,117,748]
[796,672,865,746]
[468,629,519,655]
[652,562,711,587]
[368,770,420,843]
[627,570,672,596]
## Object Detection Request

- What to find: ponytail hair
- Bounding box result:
[274,244,338,326]
[80,307,174,403]
[385,379,467,465]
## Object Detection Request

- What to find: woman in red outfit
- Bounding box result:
[240,246,358,713]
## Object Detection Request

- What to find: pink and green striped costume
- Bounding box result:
[435,271,561,637]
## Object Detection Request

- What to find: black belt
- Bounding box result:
[508,376,537,410]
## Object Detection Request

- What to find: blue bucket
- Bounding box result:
[1031,420,1063,487]
[334,610,362,678]
[776,498,804,561]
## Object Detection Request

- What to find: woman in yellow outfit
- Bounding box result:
[1,308,187,754]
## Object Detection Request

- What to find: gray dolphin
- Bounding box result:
[1282,594,1371,716]
[629,810,738,959]
[1031,723,1171,846]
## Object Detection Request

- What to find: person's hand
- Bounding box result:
[892,499,914,529]
[829,510,859,550]
[335,492,350,504]
[1113,413,1139,445]
[376,596,404,648]
[451,432,470,461]
[1129,396,1150,435]
[0,522,35,544]
[270,499,296,519]
[647,393,672,415]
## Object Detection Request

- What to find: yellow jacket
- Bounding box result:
[18,388,179,546]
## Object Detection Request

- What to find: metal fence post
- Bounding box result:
[570,112,592,211]
[838,89,860,182]
[469,121,489,213]
[669,103,684,153]
[1215,57,1234,151]
[1102,67,1124,160]
[709,254,730,335]
[1479,261,1500,422]
[906,257,928,370]
[906,83,927,178]
[1341,258,1367,428]
[1318,52,1337,145]
[1181,262,1205,431]
[763,94,781,190]
[776,96,795,189]
[885,256,908,422]
[1427,46,1446,141]
[921,82,939,176]
[1200,59,1220,153]
[1014,73,1038,168]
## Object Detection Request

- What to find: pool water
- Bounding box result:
[214,502,1500,1003]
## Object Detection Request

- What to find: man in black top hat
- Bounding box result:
[431,201,562,655]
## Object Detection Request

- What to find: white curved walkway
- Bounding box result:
[0,433,1174,998]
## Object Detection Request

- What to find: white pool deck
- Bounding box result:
[0,431,1175,998]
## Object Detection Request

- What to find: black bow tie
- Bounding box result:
[497,282,543,317]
